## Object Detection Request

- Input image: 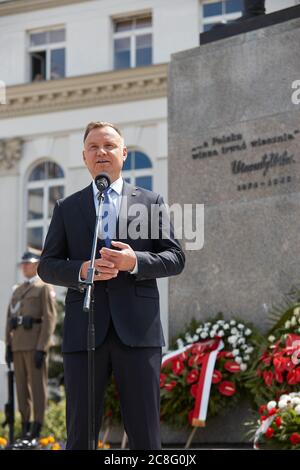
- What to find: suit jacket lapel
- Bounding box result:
[78,183,96,237]
[117,180,138,242]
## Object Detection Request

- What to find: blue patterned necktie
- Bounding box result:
[99,188,117,247]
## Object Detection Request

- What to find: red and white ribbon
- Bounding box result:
[161,337,224,427]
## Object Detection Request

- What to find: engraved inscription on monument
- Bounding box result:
[188,117,300,204]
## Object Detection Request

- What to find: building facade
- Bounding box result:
[0,0,297,407]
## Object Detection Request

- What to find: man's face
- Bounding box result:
[21,262,38,279]
[83,126,127,182]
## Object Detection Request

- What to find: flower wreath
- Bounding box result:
[160,314,261,428]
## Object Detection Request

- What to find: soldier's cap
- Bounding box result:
[20,248,41,264]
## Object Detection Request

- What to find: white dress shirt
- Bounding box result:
[79,177,137,280]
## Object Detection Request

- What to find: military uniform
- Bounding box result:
[5,252,57,439]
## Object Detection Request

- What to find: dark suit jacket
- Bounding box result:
[38,181,185,353]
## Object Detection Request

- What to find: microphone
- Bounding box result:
[95,173,111,194]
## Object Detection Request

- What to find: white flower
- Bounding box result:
[267,401,277,411]
[235,356,242,364]
[192,334,199,342]
[291,397,300,406]
[230,320,236,326]
[238,323,245,330]
[185,334,194,344]
[295,405,300,415]
[285,320,291,329]
[291,317,297,326]
[279,394,290,401]
[196,327,202,334]
[227,336,235,344]
[232,349,239,356]
[231,327,238,335]
[223,324,230,330]
[217,320,225,325]
[240,363,247,372]
[244,329,252,336]
[210,331,215,338]
[237,338,246,345]
[243,355,250,361]
[176,338,184,349]
[268,335,276,343]
[293,307,300,317]
[246,346,254,354]
[218,331,224,337]
[278,400,287,409]
[200,332,208,339]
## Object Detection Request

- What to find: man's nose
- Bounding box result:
[96,147,106,156]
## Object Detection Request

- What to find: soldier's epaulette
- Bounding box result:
[12,284,20,293]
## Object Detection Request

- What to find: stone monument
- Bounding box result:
[168,11,300,444]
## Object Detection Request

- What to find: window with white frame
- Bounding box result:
[28,27,66,82]
[113,15,152,70]
[25,161,65,250]
[123,150,153,190]
[202,0,243,32]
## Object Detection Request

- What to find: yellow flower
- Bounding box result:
[0,437,8,447]
[97,440,103,448]
[47,436,55,444]
[39,437,49,446]
[104,443,110,449]
[51,443,61,451]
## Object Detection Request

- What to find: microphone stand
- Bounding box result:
[82,191,104,450]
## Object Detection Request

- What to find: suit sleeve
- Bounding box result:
[38,201,85,288]
[134,195,185,280]
[36,285,57,352]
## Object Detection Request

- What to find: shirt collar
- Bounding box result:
[25,275,39,284]
[92,176,123,197]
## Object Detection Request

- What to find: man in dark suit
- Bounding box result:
[38,121,185,450]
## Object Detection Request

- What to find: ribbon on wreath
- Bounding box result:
[161,337,224,427]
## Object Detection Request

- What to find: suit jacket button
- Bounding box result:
[105,287,108,293]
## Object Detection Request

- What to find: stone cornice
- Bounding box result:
[0,64,168,119]
[0,0,91,17]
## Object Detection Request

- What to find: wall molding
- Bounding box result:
[0,0,91,17]
[0,64,168,119]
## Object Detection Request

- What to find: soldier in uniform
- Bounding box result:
[5,248,57,440]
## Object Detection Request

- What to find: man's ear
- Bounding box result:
[82,149,86,163]
[123,146,127,161]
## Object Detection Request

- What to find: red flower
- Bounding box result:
[263,371,274,387]
[287,369,298,385]
[268,408,278,416]
[179,352,188,362]
[160,373,167,388]
[217,351,234,359]
[275,416,282,427]
[285,334,300,348]
[212,369,222,384]
[188,356,196,367]
[273,356,288,373]
[218,381,236,396]
[224,362,241,374]
[186,370,199,385]
[259,405,267,415]
[274,370,283,384]
[260,352,272,366]
[165,381,177,391]
[260,415,268,422]
[172,359,184,376]
[290,433,300,445]
[265,427,274,439]
[190,383,198,398]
